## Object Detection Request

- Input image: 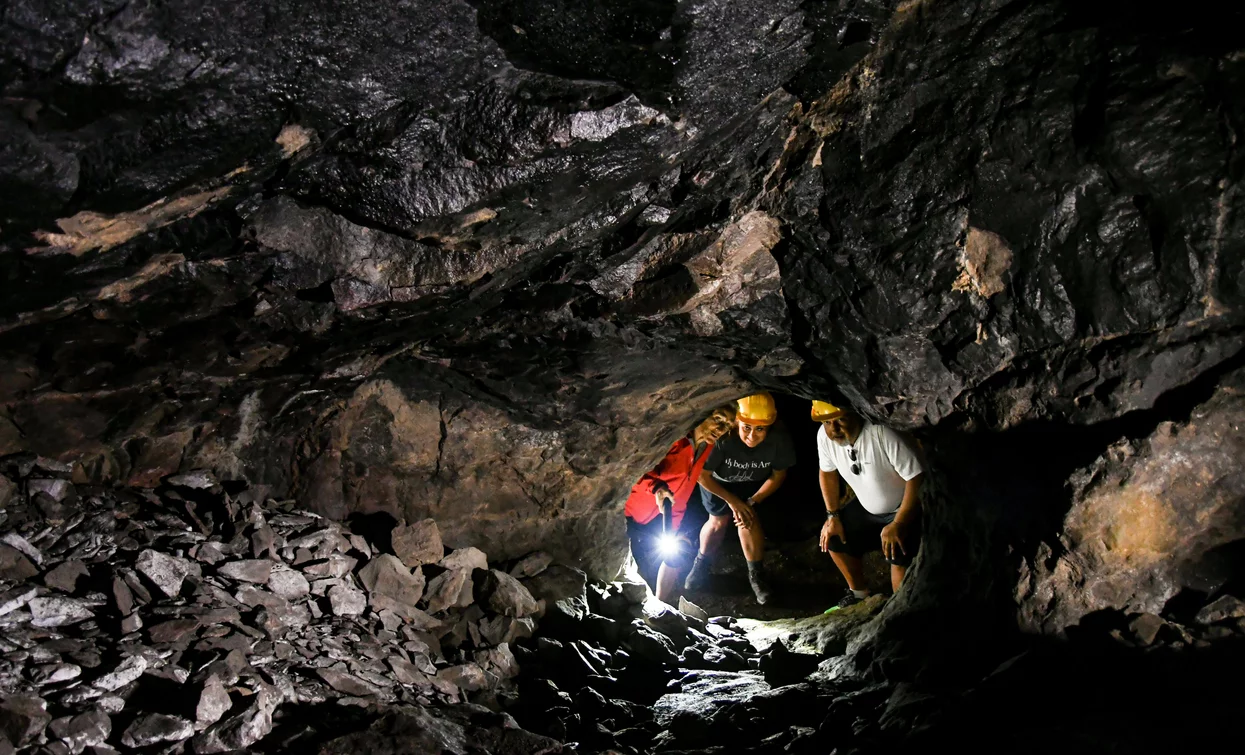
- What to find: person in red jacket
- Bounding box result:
[624,404,736,602]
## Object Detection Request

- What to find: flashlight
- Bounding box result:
[659,496,679,557]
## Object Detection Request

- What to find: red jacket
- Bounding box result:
[624,436,713,528]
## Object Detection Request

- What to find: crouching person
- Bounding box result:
[684,392,796,605]
[623,405,736,603]
[813,400,925,610]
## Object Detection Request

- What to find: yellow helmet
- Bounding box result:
[737,392,778,426]
[810,400,845,422]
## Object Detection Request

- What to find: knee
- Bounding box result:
[707,515,731,531]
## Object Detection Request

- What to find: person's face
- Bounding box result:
[698,413,734,443]
[822,413,861,445]
[738,420,769,448]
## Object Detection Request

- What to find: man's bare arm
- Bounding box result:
[894,473,923,524]
[819,469,840,511]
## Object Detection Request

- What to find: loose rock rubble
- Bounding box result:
[503,571,841,753]
[5,453,1244,755]
[0,456,560,754]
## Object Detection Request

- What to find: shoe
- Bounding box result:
[824,590,866,613]
[683,555,711,591]
[749,570,773,605]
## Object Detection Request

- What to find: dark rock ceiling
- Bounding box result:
[1,0,1242,615]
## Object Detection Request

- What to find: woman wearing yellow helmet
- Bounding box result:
[685,392,795,605]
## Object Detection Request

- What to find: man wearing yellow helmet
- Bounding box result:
[812,400,924,609]
[684,392,796,605]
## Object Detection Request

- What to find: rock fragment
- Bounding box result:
[149,618,200,644]
[302,554,357,579]
[436,663,488,693]
[0,542,38,581]
[28,596,94,627]
[391,519,443,567]
[191,684,279,753]
[30,663,81,684]
[387,656,430,686]
[317,668,381,697]
[476,569,540,617]
[424,568,471,614]
[217,559,272,584]
[195,676,232,729]
[358,554,426,615]
[0,475,14,508]
[475,643,520,681]
[0,585,38,617]
[0,695,51,747]
[524,564,588,618]
[1127,613,1166,646]
[267,566,311,601]
[120,714,194,749]
[1196,595,1245,625]
[1,533,42,565]
[479,615,535,647]
[47,710,111,754]
[91,655,148,692]
[327,583,366,616]
[441,546,488,572]
[110,576,133,615]
[679,596,710,622]
[166,470,219,489]
[136,549,192,597]
[510,551,554,579]
[43,560,89,593]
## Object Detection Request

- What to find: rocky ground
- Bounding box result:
[0,453,890,754]
[4,454,1244,754]
[677,535,893,623]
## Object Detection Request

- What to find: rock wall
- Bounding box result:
[1,1,1242,612]
[1016,368,1245,634]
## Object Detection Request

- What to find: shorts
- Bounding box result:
[824,499,920,567]
[703,479,765,518]
[626,515,697,589]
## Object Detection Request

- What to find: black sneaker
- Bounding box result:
[749,570,773,605]
[683,555,711,591]
[824,590,866,613]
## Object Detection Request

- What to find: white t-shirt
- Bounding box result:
[816,422,924,515]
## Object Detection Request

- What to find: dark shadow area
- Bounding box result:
[903,634,1245,755]
[468,0,678,107]
[1183,538,1245,600]
[346,511,400,556]
[252,701,382,752]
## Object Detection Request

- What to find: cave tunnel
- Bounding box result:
[1,0,1244,752]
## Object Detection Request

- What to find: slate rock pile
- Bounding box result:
[0,457,560,754]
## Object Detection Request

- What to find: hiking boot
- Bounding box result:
[825,589,866,613]
[749,570,773,605]
[684,555,711,592]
